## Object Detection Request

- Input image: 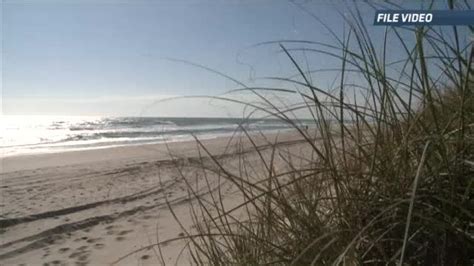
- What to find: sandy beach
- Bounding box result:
[0,131,310,265]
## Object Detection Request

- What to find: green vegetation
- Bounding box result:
[167,2,473,265]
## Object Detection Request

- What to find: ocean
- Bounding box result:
[0,116,305,157]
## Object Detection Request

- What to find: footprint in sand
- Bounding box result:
[43,262,63,266]
[69,249,90,261]
[69,252,81,259]
[77,254,89,262]
[118,230,133,236]
[115,236,126,241]
[86,238,102,244]
[141,254,150,260]
[58,247,70,254]
[94,243,105,249]
[105,225,116,230]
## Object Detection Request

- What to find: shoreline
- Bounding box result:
[1,128,299,173]
[1,129,306,173]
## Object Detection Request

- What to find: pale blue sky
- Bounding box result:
[2,0,350,116]
[1,0,454,116]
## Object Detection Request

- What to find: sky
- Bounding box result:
[1,0,351,116]
[0,0,456,117]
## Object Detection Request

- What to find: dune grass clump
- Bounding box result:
[163,2,473,265]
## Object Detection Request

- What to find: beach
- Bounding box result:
[3,1,472,264]
[0,130,310,265]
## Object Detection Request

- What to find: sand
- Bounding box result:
[0,131,311,265]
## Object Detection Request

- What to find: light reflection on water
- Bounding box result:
[1,115,298,157]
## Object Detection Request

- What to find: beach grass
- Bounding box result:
[156,2,473,265]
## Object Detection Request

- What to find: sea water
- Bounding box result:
[0,115,307,157]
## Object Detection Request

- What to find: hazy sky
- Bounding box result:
[1,0,444,117]
[1,0,348,116]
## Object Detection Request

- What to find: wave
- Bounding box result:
[1,116,311,156]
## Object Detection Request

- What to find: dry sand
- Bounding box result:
[0,131,312,265]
